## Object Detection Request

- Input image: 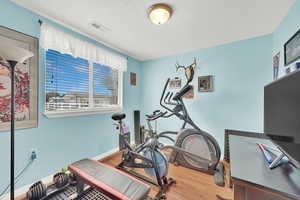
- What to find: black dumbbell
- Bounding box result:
[27,181,47,200]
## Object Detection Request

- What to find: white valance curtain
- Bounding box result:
[40,23,127,71]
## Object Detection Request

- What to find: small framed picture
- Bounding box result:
[284,28,300,66]
[130,72,136,86]
[198,75,213,92]
[273,52,280,80]
[169,78,181,89]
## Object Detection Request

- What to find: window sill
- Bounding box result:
[43,106,122,118]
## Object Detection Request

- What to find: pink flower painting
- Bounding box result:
[0,60,30,123]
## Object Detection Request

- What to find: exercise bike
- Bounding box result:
[154,59,222,175]
[111,113,176,200]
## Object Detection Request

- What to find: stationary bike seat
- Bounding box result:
[112,113,126,121]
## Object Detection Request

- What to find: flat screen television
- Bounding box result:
[264,70,300,168]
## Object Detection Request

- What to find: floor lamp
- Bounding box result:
[0,42,34,200]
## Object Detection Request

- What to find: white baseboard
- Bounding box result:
[1,148,119,200]
[93,148,119,161]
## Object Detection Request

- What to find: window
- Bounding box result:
[45,49,122,118]
[93,63,119,108]
[40,23,126,118]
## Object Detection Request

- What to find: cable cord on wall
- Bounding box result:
[0,159,34,199]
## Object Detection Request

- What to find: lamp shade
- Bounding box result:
[0,41,34,63]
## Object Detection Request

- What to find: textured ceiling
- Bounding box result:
[11,0,295,60]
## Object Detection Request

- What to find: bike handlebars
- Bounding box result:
[146,110,168,121]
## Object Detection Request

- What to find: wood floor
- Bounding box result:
[101,152,233,200]
[16,152,233,200]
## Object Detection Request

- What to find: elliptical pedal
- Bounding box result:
[214,162,225,187]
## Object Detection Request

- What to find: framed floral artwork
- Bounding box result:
[0,26,38,131]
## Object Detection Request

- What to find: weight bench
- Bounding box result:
[69,159,151,200]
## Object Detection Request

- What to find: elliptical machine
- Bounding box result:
[156,59,221,174]
[111,113,176,200]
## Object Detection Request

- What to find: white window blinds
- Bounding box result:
[45,50,122,114]
[42,24,124,117]
[93,63,119,107]
[40,23,127,72]
[46,50,90,111]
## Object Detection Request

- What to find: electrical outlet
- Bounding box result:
[30,149,37,160]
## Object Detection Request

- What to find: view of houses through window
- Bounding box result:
[45,49,119,112]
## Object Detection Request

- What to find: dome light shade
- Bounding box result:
[0,41,34,63]
[149,3,172,25]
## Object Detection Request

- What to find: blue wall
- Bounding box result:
[1,0,300,193]
[140,35,273,151]
[273,0,300,77]
[0,0,142,192]
[140,0,300,155]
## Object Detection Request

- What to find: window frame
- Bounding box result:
[43,51,123,118]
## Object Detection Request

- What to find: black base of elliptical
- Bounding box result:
[214,162,225,187]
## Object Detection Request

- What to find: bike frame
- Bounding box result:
[116,119,167,188]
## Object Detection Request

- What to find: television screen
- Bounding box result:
[264,70,300,168]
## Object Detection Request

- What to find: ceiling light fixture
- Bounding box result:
[148,3,172,25]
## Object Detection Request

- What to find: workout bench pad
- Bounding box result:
[69,159,150,200]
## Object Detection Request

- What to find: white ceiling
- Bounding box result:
[11,0,294,61]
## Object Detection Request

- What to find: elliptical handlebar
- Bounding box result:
[168,92,173,103]
[160,79,170,103]
[160,78,174,113]
[164,92,170,103]
[164,92,177,106]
